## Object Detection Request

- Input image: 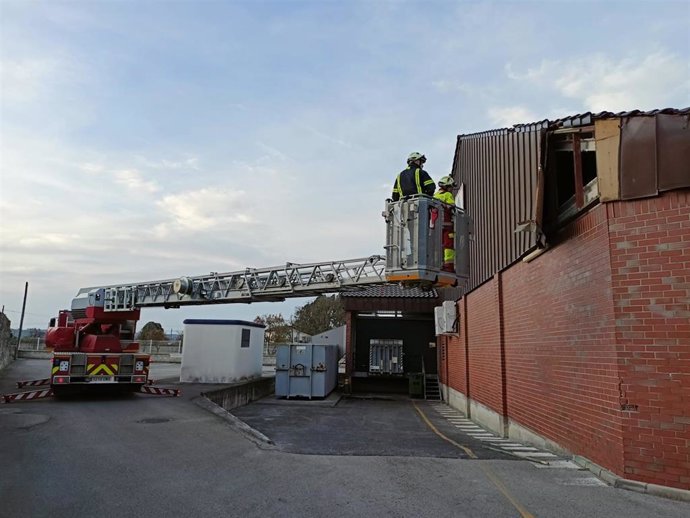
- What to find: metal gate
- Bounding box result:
[368,339,404,375]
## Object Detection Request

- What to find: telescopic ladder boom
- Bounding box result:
[71,197,471,314]
[80,256,388,311]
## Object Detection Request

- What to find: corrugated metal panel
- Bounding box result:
[454,127,541,291]
[455,107,688,293]
[657,113,690,191]
[620,116,658,199]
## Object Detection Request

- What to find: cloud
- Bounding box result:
[138,156,200,170]
[0,51,90,119]
[156,187,253,231]
[487,106,539,127]
[506,50,689,112]
[114,169,160,193]
[0,57,63,103]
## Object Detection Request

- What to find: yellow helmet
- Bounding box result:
[438,175,455,188]
[407,152,426,164]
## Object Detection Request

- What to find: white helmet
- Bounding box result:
[438,175,455,188]
[407,152,426,164]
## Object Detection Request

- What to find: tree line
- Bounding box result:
[137,295,345,344]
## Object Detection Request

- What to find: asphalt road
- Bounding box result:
[1,359,688,518]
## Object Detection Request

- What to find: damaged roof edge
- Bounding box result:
[459,107,690,138]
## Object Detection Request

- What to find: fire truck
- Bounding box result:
[2,196,470,403]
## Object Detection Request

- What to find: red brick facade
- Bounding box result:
[440,189,690,489]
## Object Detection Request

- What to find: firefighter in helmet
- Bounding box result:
[391,152,436,201]
[434,175,456,272]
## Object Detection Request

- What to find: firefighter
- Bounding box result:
[391,152,436,201]
[434,175,456,272]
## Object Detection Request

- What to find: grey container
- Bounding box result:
[275,344,339,398]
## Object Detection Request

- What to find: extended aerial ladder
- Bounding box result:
[96,195,470,310]
[3,197,471,403]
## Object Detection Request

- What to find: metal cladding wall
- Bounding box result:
[620,112,690,199]
[452,126,543,291]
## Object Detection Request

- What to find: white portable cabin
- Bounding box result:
[180,319,265,383]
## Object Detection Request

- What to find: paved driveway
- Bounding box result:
[232,395,513,459]
[2,359,689,518]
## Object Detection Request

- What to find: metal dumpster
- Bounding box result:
[275,344,339,398]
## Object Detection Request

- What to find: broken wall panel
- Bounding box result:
[594,119,621,201]
[657,113,690,191]
[620,117,658,199]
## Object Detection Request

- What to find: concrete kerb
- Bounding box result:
[572,455,690,502]
[198,377,276,448]
[194,396,275,449]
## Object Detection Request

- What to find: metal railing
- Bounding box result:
[17,339,182,354]
[97,256,387,311]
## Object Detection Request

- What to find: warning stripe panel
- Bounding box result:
[90,364,114,376]
[85,357,120,376]
[139,386,181,397]
[2,389,54,403]
[17,379,51,388]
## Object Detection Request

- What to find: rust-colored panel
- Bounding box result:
[595,119,621,201]
[620,117,657,199]
[657,113,690,191]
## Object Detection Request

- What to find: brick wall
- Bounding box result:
[502,205,624,474]
[440,188,690,489]
[466,279,505,416]
[608,190,690,489]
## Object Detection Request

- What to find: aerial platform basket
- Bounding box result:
[383,196,470,288]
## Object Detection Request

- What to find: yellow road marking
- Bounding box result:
[412,402,535,518]
[412,401,477,458]
[478,463,536,518]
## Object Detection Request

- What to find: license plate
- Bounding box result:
[89,376,115,383]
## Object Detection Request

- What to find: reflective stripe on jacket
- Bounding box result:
[392,167,435,201]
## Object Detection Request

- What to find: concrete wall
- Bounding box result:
[440,189,690,490]
[0,313,13,371]
[203,377,275,411]
[311,325,346,358]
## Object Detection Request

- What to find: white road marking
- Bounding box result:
[503,446,539,451]
[512,451,558,458]
[557,477,608,487]
[532,461,581,469]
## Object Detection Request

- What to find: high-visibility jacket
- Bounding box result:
[392,167,435,201]
[433,190,454,205]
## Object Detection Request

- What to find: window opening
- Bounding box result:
[546,128,599,228]
[241,328,251,348]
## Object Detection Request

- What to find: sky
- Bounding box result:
[1,0,689,333]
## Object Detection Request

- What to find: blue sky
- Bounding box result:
[1,0,688,332]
